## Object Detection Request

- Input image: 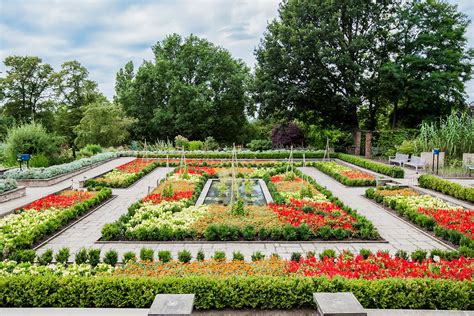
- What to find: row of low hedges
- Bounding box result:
[366,188,474,249]
[418,174,474,203]
[0,275,471,310]
[310,162,376,186]
[120,150,326,159]
[85,161,160,188]
[1,188,112,260]
[337,154,404,178]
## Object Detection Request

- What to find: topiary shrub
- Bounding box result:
[271,122,304,148]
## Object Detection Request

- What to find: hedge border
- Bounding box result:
[0,275,471,310]
[418,174,474,203]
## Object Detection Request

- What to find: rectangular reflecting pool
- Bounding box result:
[202,179,268,206]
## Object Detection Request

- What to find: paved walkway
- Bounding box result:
[35,165,453,262]
[0,157,135,216]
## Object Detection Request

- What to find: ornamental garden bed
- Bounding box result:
[0,250,472,310]
[311,161,376,186]
[101,164,380,242]
[85,158,160,188]
[2,153,117,187]
[366,187,474,250]
[0,187,112,260]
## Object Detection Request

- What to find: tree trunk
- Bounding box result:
[391,101,398,129]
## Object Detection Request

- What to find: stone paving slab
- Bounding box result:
[0,157,135,216]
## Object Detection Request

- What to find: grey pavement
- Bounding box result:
[0,157,135,216]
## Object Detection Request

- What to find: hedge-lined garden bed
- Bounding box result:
[337,154,404,178]
[418,174,474,203]
[0,188,112,260]
[121,150,326,160]
[85,158,159,188]
[311,161,376,186]
[366,187,473,249]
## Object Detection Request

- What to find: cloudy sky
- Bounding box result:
[1,0,473,101]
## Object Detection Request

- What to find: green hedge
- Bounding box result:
[418,174,474,203]
[127,151,326,159]
[0,275,471,310]
[86,161,160,188]
[366,187,474,249]
[1,188,112,260]
[338,154,404,178]
[310,162,376,186]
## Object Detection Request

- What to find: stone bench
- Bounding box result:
[148,294,194,316]
[313,292,366,316]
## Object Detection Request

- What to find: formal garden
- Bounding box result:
[1,0,474,314]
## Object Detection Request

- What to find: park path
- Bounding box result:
[36,165,454,262]
[0,157,136,216]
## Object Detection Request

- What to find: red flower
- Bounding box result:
[142,191,193,204]
[23,191,95,211]
[175,166,216,176]
[116,158,155,173]
[418,208,473,239]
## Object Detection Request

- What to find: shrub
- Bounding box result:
[247,139,272,151]
[232,251,245,261]
[203,136,219,150]
[122,251,136,263]
[139,248,154,262]
[290,252,302,262]
[319,249,336,260]
[188,140,203,151]
[55,247,70,264]
[213,251,226,261]
[12,250,36,263]
[251,251,265,261]
[75,248,88,264]
[395,250,409,260]
[177,250,192,263]
[29,154,49,168]
[88,249,101,267]
[0,178,17,193]
[271,122,304,148]
[359,249,372,260]
[158,250,172,263]
[196,249,205,261]
[174,135,189,150]
[103,250,118,266]
[37,249,53,266]
[411,249,428,263]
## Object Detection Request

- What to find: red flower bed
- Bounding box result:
[286,251,473,281]
[419,208,474,239]
[23,191,95,211]
[270,175,302,183]
[142,191,193,204]
[175,166,216,176]
[116,158,155,173]
[268,199,356,232]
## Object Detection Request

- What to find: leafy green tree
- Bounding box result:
[0,56,55,125]
[254,0,397,130]
[388,0,474,127]
[115,34,251,143]
[54,61,104,156]
[74,101,136,147]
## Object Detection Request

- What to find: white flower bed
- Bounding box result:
[0,178,18,193]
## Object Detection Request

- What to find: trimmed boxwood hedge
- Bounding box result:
[418,174,474,203]
[337,154,404,178]
[85,161,160,188]
[310,161,376,186]
[124,150,326,160]
[366,187,474,249]
[0,275,471,310]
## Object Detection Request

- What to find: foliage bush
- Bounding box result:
[0,178,17,193]
[158,250,172,263]
[418,174,474,203]
[188,141,203,151]
[139,248,154,262]
[103,250,118,266]
[1,275,471,310]
[177,250,192,263]
[4,122,62,166]
[247,139,272,151]
[88,249,101,267]
[75,248,88,264]
[337,153,404,178]
[203,136,219,151]
[272,123,304,148]
[122,251,136,263]
[55,248,70,264]
[174,135,189,150]
[37,249,54,266]
[232,251,244,261]
[373,129,418,158]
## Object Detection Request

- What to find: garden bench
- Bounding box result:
[466,164,474,177]
[404,156,426,171]
[388,153,409,166]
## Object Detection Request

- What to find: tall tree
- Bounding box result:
[115,34,251,143]
[54,60,103,156]
[254,0,398,130]
[389,0,474,127]
[0,56,55,125]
